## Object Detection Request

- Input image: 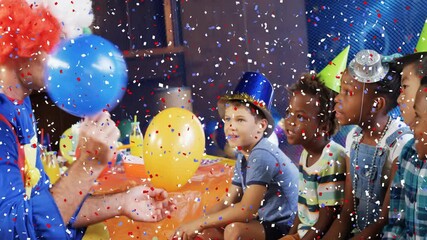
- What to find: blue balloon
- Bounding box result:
[45,35,127,117]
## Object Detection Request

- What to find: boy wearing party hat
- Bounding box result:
[396,19,427,126]
[280,47,349,240]
[383,20,427,240]
[173,72,299,240]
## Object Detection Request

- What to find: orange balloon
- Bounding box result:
[143,108,205,191]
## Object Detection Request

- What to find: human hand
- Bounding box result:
[120,185,176,222]
[172,220,204,240]
[76,111,120,168]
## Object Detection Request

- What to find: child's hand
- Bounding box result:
[119,185,175,222]
[172,220,203,240]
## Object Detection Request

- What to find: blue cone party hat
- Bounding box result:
[217,72,275,137]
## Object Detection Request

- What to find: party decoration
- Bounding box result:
[348,49,388,83]
[416,19,427,53]
[144,108,205,191]
[82,223,110,240]
[317,46,350,92]
[45,34,128,117]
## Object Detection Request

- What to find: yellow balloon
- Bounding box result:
[144,108,205,191]
[82,223,110,240]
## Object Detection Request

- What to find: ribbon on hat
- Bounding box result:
[382,53,403,63]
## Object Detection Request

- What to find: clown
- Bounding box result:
[0,0,174,239]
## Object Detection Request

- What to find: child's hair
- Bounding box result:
[421,57,427,76]
[400,54,426,77]
[372,63,402,113]
[420,75,427,87]
[225,100,267,122]
[287,73,338,137]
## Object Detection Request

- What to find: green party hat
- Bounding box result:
[415,19,427,53]
[317,46,350,93]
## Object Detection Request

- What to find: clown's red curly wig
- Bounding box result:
[0,0,61,64]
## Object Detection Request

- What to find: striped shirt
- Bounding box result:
[383,139,427,239]
[297,141,346,238]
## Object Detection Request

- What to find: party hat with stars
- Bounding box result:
[317,46,350,93]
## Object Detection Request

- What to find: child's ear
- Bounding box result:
[258,119,268,133]
[371,97,386,113]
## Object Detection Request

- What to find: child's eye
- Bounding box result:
[237,119,245,122]
[284,110,291,119]
[297,114,306,122]
[340,86,353,96]
[224,117,231,122]
[401,85,408,90]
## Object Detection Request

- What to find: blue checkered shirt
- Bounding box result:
[383,139,427,239]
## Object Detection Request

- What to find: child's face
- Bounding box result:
[223,104,266,152]
[284,93,322,146]
[398,63,421,126]
[334,71,372,125]
[412,87,427,160]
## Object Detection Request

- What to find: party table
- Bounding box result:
[90,156,234,240]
